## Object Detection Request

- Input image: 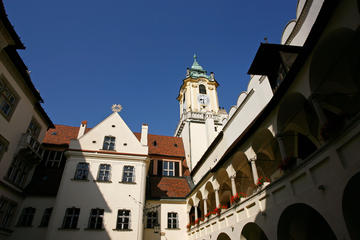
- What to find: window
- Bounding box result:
[163,161,175,176]
[97,164,111,181]
[146,212,158,228]
[17,207,36,227]
[0,76,18,120]
[122,166,134,183]
[167,212,178,229]
[44,150,63,168]
[6,157,31,188]
[88,208,104,230]
[157,160,180,177]
[0,197,17,229]
[39,208,52,227]
[74,162,89,180]
[26,118,41,139]
[62,208,80,229]
[116,209,130,230]
[102,136,115,150]
[0,134,9,162]
[199,84,207,94]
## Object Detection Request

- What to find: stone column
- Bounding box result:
[230,175,237,196]
[214,189,220,207]
[249,158,259,185]
[276,135,287,162]
[187,210,191,225]
[311,97,327,125]
[194,205,198,220]
[203,198,208,215]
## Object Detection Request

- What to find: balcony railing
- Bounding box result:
[16,132,44,163]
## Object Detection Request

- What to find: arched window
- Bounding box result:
[199,84,206,94]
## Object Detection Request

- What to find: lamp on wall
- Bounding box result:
[154,223,160,234]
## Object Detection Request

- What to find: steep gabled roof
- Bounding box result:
[43,125,185,158]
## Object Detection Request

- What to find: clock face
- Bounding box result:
[198,94,209,105]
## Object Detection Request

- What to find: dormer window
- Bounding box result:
[102,136,115,150]
[199,84,207,94]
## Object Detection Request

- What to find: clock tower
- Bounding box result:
[175,55,228,172]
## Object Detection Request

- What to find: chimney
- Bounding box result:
[77,120,87,139]
[141,124,148,146]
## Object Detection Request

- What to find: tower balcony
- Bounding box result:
[16,132,44,164]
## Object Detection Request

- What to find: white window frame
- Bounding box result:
[122,166,135,183]
[146,211,158,228]
[39,207,52,227]
[116,209,130,230]
[74,162,89,180]
[0,75,19,120]
[102,136,116,150]
[17,207,36,227]
[97,164,111,181]
[163,161,175,176]
[167,212,178,229]
[62,207,80,229]
[0,197,17,229]
[88,208,104,229]
[44,150,63,168]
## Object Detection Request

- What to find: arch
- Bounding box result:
[195,191,204,219]
[199,84,207,94]
[310,28,360,120]
[187,198,195,225]
[230,150,256,196]
[241,222,269,240]
[278,203,337,240]
[343,172,360,240]
[215,168,232,208]
[276,93,320,162]
[217,232,231,240]
[205,181,216,214]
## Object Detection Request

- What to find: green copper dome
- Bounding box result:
[187,54,212,80]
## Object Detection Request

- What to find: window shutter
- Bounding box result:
[157,160,163,176]
[149,160,154,176]
[175,162,179,177]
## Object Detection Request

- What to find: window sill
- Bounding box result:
[93,180,112,183]
[112,228,132,231]
[71,178,89,182]
[84,228,105,231]
[118,181,136,184]
[165,228,180,230]
[58,227,80,231]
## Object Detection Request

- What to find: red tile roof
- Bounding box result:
[148,176,190,198]
[43,125,185,158]
[43,125,84,145]
[134,133,185,157]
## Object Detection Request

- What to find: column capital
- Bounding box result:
[214,187,220,192]
[230,174,236,180]
[248,157,257,163]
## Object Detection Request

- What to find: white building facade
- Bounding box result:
[2,0,360,240]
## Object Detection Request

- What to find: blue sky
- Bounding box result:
[5,0,295,136]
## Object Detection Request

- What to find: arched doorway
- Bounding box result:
[217,232,231,240]
[343,172,360,240]
[278,203,337,240]
[241,222,269,240]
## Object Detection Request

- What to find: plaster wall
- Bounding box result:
[45,154,147,240]
[71,112,147,155]
[8,197,55,240]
